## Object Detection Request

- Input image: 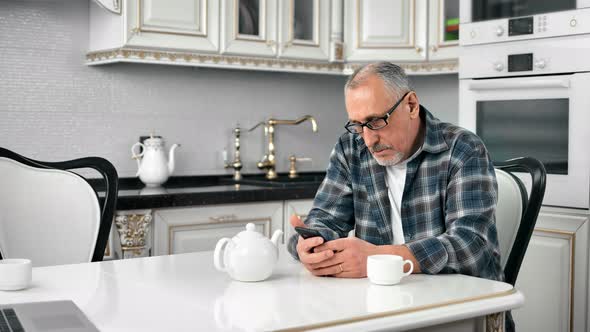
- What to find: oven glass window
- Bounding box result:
[472,0,576,22]
[476,99,569,174]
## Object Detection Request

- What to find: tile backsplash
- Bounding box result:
[0,0,459,178]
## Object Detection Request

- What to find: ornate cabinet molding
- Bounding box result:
[114,211,153,259]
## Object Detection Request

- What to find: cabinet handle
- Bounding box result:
[209,214,238,223]
[415,46,423,53]
[430,45,438,52]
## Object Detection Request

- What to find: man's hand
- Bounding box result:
[308,237,378,278]
[291,214,335,272]
[310,238,422,278]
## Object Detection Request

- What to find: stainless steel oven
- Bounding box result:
[459,35,590,209]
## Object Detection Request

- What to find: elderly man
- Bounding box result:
[288,62,502,282]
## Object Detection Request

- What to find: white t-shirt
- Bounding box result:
[385,148,422,245]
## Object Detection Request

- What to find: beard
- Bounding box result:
[370,144,405,166]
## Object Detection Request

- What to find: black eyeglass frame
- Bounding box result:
[344,91,412,134]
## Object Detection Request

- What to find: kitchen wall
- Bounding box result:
[0,0,459,178]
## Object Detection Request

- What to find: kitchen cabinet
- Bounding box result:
[427,0,459,62]
[88,0,341,74]
[152,201,283,255]
[89,0,219,54]
[220,0,331,61]
[343,0,458,73]
[512,206,589,332]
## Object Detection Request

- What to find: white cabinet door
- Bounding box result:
[344,0,427,62]
[220,0,278,57]
[283,199,314,244]
[427,0,459,61]
[125,0,220,52]
[277,0,330,61]
[512,207,589,332]
[153,202,283,255]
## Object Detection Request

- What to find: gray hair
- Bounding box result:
[344,62,413,99]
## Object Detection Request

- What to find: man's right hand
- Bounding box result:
[290,214,334,271]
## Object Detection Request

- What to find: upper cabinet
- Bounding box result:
[343,0,458,73]
[221,0,330,61]
[428,0,459,61]
[220,0,278,57]
[344,0,427,62]
[89,0,457,74]
[278,0,331,60]
[89,0,219,53]
[127,0,219,51]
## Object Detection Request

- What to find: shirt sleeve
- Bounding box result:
[404,138,502,280]
[287,137,356,260]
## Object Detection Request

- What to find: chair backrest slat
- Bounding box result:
[495,157,546,286]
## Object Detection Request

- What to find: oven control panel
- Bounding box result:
[459,33,590,79]
[460,7,590,46]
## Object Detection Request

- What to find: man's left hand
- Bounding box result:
[308,237,378,278]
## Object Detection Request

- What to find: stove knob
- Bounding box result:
[535,59,546,69]
[494,62,504,72]
[495,26,505,37]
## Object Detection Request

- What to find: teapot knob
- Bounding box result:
[246,223,256,231]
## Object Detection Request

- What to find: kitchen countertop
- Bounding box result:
[95,172,324,210]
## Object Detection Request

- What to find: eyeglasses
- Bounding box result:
[344,91,411,134]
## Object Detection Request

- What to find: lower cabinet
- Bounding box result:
[512,206,589,332]
[153,202,283,255]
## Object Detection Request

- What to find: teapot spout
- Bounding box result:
[167,143,181,175]
[270,229,284,247]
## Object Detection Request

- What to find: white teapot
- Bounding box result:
[131,135,180,187]
[214,223,283,282]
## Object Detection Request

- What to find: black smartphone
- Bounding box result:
[294,226,327,240]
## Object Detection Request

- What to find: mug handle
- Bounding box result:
[402,259,414,277]
[214,238,230,272]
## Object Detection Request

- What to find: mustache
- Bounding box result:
[370,144,393,153]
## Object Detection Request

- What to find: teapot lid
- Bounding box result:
[235,223,264,241]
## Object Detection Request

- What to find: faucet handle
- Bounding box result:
[288,155,312,179]
[248,121,268,136]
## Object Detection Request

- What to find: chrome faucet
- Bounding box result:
[249,115,318,180]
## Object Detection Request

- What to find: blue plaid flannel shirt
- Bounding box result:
[288,106,502,281]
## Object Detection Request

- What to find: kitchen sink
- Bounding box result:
[224,173,325,188]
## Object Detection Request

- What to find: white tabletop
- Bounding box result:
[0,247,523,332]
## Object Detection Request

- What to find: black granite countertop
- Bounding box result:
[96,172,324,210]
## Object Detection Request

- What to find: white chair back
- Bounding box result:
[0,158,101,267]
[495,169,525,270]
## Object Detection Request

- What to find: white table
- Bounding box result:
[0,248,523,332]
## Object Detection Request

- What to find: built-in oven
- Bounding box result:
[459,2,590,46]
[459,34,590,209]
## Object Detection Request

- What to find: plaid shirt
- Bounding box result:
[288,106,502,281]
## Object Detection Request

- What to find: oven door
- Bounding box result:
[459,73,590,209]
[460,0,588,23]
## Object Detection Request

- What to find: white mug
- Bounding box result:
[367,254,413,285]
[0,259,32,291]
